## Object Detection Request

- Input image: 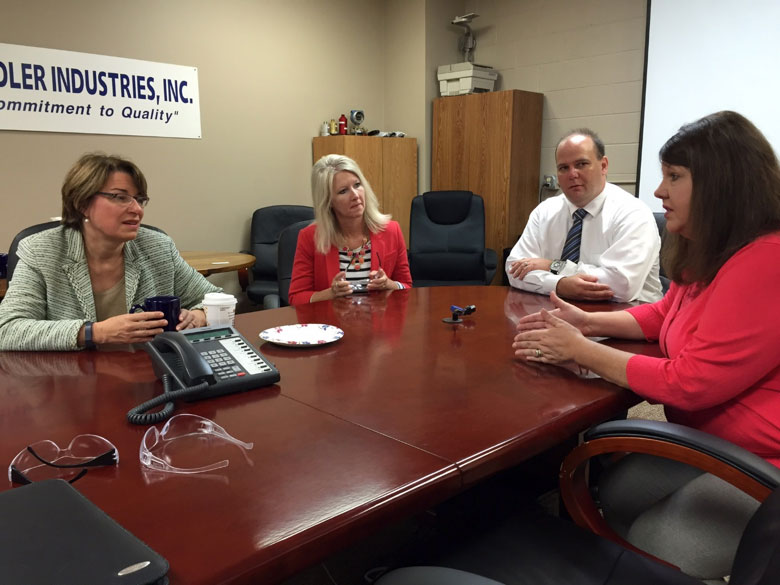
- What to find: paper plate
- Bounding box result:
[259,324,344,347]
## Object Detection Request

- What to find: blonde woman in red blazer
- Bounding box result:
[288,155,412,305]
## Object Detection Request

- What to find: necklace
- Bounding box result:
[342,239,371,271]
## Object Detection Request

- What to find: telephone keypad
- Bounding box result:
[203,348,242,380]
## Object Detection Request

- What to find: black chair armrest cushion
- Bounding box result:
[585,419,780,489]
[484,248,498,270]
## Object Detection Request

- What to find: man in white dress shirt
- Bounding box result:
[506,129,663,303]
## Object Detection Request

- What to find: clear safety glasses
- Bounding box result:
[140,414,253,474]
[8,434,119,485]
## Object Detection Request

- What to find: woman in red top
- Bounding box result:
[288,155,412,305]
[513,111,780,578]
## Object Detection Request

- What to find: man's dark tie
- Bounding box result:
[560,208,588,263]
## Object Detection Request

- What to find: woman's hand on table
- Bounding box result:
[515,291,592,336]
[331,271,353,298]
[177,309,206,330]
[367,268,397,291]
[93,312,167,345]
[512,307,589,364]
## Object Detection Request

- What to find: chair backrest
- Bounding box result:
[277,219,314,307]
[408,191,491,286]
[7,221,60,281]
[7,222,167,283]
[249,206,314,282]
[653,211,670,293]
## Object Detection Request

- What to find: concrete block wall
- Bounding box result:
[464,0,647,193]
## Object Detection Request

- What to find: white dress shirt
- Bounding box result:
[505,183,663,303]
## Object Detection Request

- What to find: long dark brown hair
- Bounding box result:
[660,111,780,285]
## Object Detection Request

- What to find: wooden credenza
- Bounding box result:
[432,89,543,283]
[313,136,418,243]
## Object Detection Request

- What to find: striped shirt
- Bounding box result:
[339,240,372,284]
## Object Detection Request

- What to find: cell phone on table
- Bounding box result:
[350,280,370,294]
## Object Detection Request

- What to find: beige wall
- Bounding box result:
[465,0,647,193]
[383,0,425,188]
[0,0,388,294]
[1,0,648,295]
[384,0,463,196]
[424,0,467,193]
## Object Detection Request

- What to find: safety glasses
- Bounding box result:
[8,434,118,485]
[140,414,253,474]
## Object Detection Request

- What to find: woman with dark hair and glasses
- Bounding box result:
[0,153,219,351]
[513,111,780,578]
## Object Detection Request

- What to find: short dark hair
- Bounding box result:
[555,128,606,160]
[660,111,780,285]
[61,153,148,229]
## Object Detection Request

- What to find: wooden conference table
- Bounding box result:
[0,286,660,585]
[180,250,256,290]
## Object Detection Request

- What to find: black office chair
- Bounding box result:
[6,221,165,282]
[654,211,671,293]
[7,221,60,281]
[245,205,315,306]
[7,221,166,281]
[408,191,497,287]
[262,219,313,309]
[377,420,780,585]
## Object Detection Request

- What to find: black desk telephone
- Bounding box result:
[127,326,280,424]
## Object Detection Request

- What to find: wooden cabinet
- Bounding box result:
[312,136,418,243]
[432,90,543,283]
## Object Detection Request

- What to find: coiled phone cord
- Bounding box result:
[126,374,209,425]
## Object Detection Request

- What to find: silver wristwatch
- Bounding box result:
[550,259,565,275]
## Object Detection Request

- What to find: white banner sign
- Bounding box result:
[0,43,201,139]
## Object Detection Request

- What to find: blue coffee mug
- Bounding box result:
[130,296,180,332]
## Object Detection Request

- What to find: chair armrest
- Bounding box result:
[559,419,780,566]
[263,294,281,310]
[484,248,498,270]
[584,419,780,490]
[483,248,498,285]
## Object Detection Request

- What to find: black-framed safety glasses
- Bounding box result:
[8,434,118,485]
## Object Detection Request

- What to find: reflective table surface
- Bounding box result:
[0,286,660,584]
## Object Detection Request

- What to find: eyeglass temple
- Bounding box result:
[166,416,253,450]
[10,464,89,485]
[141,452,229,474]
[25,445,117,469]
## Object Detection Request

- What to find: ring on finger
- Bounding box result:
[535,348,542,358]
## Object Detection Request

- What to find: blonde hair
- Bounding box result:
[310,154,390,254]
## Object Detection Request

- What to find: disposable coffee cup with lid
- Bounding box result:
[202,293,237,326]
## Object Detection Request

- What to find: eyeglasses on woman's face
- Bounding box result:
[95,191,150,208]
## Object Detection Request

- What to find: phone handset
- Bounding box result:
[147,332,216,388]
[128,332,216,425]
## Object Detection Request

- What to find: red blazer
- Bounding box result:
[288,221,412,305]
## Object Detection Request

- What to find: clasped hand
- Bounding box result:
[508,257,552,280]
[508,257,614,302]
[331,269,395,297]
[512,292,588,364]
